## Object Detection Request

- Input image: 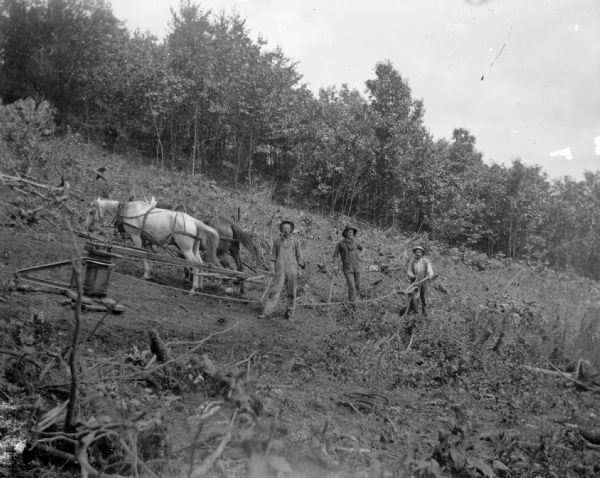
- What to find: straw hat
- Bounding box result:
[342,225,358,237]
[279,220,295,232]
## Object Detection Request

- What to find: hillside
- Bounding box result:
[1,138,600,478]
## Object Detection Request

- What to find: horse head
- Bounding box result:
[85,197,119,230]
[85,197,102,230]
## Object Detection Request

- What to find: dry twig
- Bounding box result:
[189,411,236,477]
[64,219,83,432]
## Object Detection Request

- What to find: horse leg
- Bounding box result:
[217,253,235,295]
[180,252,192,284]
[232,253,245,296]
[180,248,201,294]
[183,265,192,283]
[192,241,204,291]
[230,243,245,296]
[131,234,152,280]
[190,236,207,293]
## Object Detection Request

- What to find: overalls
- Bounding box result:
[407,257,433,315]
[262,236,303,318]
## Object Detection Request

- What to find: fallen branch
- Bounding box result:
[491,330,504,352]
[522,365,567,378]
[199,354,239,391]
[189,415,234,478]
[81,306,118,343]
[179,303,191,313]
[522,360,600,392]
[580,438,600,450]
[0,347,45,372]
[29,442,78,464]
[545,359,600,392]
[405,330,416,351]
[579,428,600,446]
[77,433,129,478]
[555,423,600,450]
[0,172,67,192]
[40,322,243,390]
[62,290,124,314]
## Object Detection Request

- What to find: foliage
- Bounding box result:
[0,98,55,173]
[1,0,600,279]
[2,130,600,477]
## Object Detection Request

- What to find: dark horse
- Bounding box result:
[206,215,263,293]
[208,216,260,268]
[151,200,262,294]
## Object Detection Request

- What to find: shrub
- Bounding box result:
[0,98,56,174]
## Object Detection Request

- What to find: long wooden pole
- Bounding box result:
[327,274,335,303]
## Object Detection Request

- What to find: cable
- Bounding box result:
[110,271,404,308]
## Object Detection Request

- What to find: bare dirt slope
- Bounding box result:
[2,144,600,477]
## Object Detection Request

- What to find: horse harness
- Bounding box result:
[111,202,206,252]
[197,214,236,244]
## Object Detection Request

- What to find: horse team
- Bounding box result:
[86,198,262,294]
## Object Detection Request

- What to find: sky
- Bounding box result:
[110,0,600,180]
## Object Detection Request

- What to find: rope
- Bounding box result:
[3,243,415,308]
[4,263,409,308]
[299,288,404,307]
[110,271,406,307]
[112,271,262,304]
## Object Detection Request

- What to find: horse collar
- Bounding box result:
[141,205,155,233]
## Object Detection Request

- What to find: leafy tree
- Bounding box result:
[0,0,128,127]
[364,60,429,226]
[292,85,375,214]
[545,172,600,277]
[3,0,600,281]
[165,3,302,177]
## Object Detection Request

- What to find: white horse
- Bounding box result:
[86,198,220,293]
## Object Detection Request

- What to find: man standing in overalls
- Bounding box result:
[258,220,304,320]
[406,245,434,316]
[332,225,363,303]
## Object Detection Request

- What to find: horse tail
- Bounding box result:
[195,219,220,265]
[231,224,262,264]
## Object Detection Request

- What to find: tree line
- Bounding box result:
[1,0,599,279]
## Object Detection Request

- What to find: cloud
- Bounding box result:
[594,136,600,155]
[549,147,573,161]
[247,8,333,56]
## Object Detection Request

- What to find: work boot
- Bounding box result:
[422,306,429,317]
[284,310,294,321]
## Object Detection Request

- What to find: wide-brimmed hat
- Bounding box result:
[342,225,358,237]
[412,245,425,253]
[279,220,295,232]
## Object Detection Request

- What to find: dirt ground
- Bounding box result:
[2,165,600,477]
[2,227,404,476]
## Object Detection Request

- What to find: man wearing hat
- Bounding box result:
[259,219,304,320]
[406,245,434,316]
[332,226,363,303]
